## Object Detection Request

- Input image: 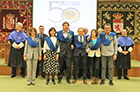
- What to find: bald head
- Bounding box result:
[84,27,88,35]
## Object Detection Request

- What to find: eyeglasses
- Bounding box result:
[104,27,110,29]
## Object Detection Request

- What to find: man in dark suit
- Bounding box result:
[57,22,74,84]
[36,25,48,78]
[72,28,88,84]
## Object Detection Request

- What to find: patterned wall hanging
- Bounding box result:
[0,0,32,42]
[97,1,140,43]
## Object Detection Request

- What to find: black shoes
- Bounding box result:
[11,75,16,78]
[118,76,129,80]
[11,75,24,78]
[109,80,114,86]
[66,80,71,84]
[100,80,105,85]
[52,79,56,85]
[32,82,35,85]
[106,76,109,79]
[27,83,31,86]
[118,76,121,79]
[36,75,38,78]
[46,79,50,85]
[124,77,130,80]
[46,79,56,85]
[21,75,25,78]
[58,80,61,84]
[58,80,71,84]
[42,75,46,78]
[100,80,114,86]
[87,76,91,79]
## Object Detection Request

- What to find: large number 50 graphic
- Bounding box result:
[49,2,80,23]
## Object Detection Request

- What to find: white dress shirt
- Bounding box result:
[63,30,69,38]
[78,35,84,43]
[43,37,60,53]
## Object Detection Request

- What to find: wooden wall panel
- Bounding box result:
[98,0,140,2]
[131,44,140,61]
[0,66,140,77]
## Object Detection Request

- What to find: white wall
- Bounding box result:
[33,0,97,35]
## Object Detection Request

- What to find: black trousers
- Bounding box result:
[86,55,91,77]
[98,57,102,77]
[12,67,25,75]
[73,54,87,80]
[78,54,90,77]
[118,69,128,77]
[58,55,72,81]
[90,57,100,78]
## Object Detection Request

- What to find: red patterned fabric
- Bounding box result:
[0,0,32,42]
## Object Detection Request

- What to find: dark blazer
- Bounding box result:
[37,33,48,48]
[58,34,74,57]
[73,44,86,57]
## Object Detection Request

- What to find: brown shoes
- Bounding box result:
[72,80,87,84]
[72,80,77,84]
[95,78,98,84]
[83,80,88,84]
[91,77,96,84]
[91,77,98,84]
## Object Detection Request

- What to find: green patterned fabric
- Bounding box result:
[97,1,140,43]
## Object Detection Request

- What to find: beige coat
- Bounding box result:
[86,43,101,57]
[24,39,42,59]
[88,47,101,57]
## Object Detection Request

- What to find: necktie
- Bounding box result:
[80,36,82,43]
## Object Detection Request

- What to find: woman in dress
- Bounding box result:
[43,27,60,85]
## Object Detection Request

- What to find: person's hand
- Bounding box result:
[16,45,20,50]
[126,51,129,54]
[41,48,43,51]
[87,36,91,42]
[122,51,128,55]
[39,57,42,61]
[113,54,117,61]
[71,45,74,50]
[24,57,26,61]
[44,55,47,60]
[56,55,59,61]
[122,51,126,55]
[124,51,128,55]
[122,51,124,54]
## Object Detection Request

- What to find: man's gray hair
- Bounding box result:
[16,22,23,28]
[104,23,111,28]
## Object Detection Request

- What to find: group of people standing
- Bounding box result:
[7,22,134,86]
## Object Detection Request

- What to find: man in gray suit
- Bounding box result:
[57,22,74,84]
[99,23,118,86]
[36,25,48,78]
